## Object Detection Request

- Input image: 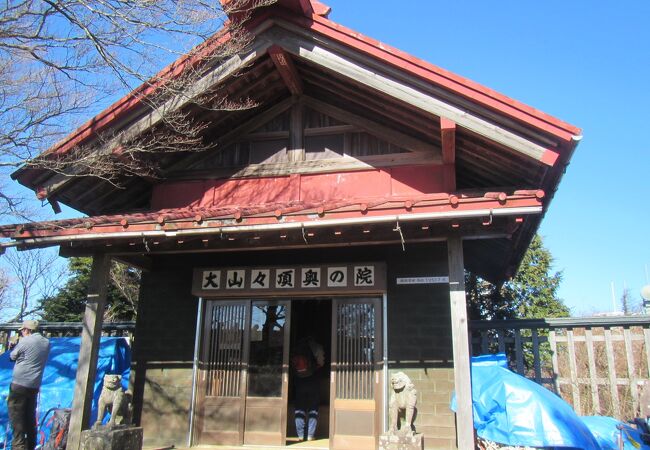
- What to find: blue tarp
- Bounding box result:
[0,337,131,448]
[581,416,650,450]
[452,353,602,449]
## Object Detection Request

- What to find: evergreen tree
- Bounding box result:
[40,257,140,322]
[467,234,569,320]
[467,235,568,370]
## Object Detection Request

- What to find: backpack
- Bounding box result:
[41,408,71,450]
[291,341,317,378]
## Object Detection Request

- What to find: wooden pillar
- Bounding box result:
[67,253,111,450]
[447,237,474,449]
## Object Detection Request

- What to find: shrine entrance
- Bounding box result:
[191,296,383,449]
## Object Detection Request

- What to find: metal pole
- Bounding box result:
[188,297,204,447]
[382,293,388,433]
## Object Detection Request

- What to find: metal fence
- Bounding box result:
[471,316,650,420]
[0,321,136,354]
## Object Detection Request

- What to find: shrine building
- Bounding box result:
[0,1,581,449]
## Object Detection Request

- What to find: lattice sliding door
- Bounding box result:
[331,298,383,450]
[205,303,247,397]
[335,302,376,400]
[195,301,249,446]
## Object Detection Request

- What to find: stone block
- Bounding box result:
[434,379,454,392]
[80,425,143,450]
[423,436,456,450]
[379,433,424,450]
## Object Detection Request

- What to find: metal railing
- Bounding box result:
[471,316,650,420]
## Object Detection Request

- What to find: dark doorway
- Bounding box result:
[287,299,332,444]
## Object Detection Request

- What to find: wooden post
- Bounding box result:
[67,253,111,450]
[447,237,474,449]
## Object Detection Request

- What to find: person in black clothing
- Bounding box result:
[292,337,324,441]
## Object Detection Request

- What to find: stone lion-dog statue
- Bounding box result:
[389,372,418,436]
[94,374,133,428]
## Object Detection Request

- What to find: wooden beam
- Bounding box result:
[303,96,440,155]
[269,46,304,95]
[288,100,304,161]
[267,29,559,165]
[168,151,439,180]
[35,38,273,200]
[440,118,456,164]
[440,117,457,192]
[164,96,295,174]
[112,254,153,272]
[67,253,111,450]
[447,236,474,449]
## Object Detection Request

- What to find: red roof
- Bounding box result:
[1,190,544,240]
[15,0,580,183]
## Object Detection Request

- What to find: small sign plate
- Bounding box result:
[396,276,449,285]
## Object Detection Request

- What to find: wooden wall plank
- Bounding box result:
[289,101,304,162]
[303,96,440,154]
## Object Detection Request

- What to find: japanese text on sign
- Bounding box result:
[194,264,383,296]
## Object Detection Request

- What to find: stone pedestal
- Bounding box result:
[80,425,143,450]
[379,432,424,450]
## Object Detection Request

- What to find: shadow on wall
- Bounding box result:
[133,361,194,446]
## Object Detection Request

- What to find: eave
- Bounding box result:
[275,10,581,143]
[0,190,544,282]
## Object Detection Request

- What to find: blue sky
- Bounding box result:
[322,0,650,315]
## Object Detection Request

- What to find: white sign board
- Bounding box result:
[396,276,449,285]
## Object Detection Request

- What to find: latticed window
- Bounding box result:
[335,302,376,400]
[205,303,246,397]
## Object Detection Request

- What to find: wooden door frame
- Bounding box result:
[329,296,384,449]
[243,300,292,446]
[192,298,292,447]
[190,298,252,446]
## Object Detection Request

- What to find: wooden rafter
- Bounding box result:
[32,39,273,201]
[269,45,303,95]
[268,28,561,166]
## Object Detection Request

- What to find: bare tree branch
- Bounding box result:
[1,0,277,220]
[2,247,63,321]
[105,260,140,322]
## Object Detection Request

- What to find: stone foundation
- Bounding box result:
[380,432,425,450]
[80,426,143,450]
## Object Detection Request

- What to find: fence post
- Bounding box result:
[604,327,621,417]
[584,327,600,413]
